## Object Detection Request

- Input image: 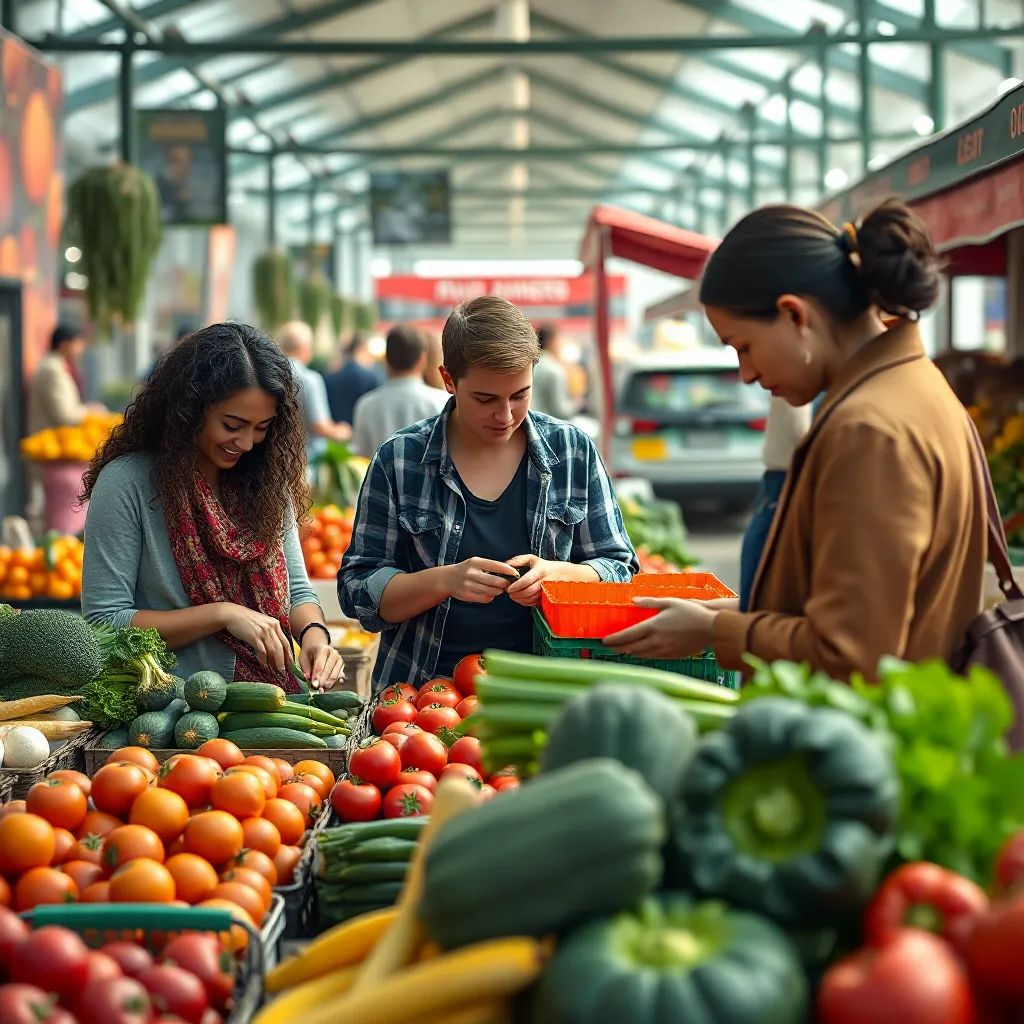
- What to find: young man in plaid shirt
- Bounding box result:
[339,295,639,693]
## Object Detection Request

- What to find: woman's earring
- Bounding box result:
[803,347,812,365]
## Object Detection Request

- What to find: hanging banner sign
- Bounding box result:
[374,274,627,329]
[137,108,228,226]
[820,83,1024,227]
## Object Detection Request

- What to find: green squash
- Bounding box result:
[95,727,130,750]
[184,671,228,712]
[530,893,808,1024]
[135,672,177,713]
[128,701,188,749]
[540,683,697,806]
[665,697,898,927]
[174,711,219,749]
[420,758,665,950]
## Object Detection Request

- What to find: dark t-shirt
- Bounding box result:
[435,452,534,676]
[324,362,384,425]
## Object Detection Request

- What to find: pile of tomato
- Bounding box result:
[0,740,335,925]
[0,910,238,1023]
[329,654,519,823]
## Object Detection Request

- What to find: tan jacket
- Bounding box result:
[29,353,88,434]
[714,321,987,682]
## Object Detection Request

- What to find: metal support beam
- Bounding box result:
[31,23,1024,58]
[720,139,733,232]
[858,0,872,172]
[743,104,756,210]
[307,184,317,246]
[68,0,195,41]
[783,76,794,202]
[924,0,945,132]
[267,154,277,247]
[818,41,829,192]
[119,46,134,164]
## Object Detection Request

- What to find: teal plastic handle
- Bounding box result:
[28,903,240,932]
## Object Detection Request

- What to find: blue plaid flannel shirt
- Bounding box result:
[338,403,639,693]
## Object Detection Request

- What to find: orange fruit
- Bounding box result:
[27,778,88,832]
[51,828,77,866]
[242,756,281,792]
[164,853,219,905]
[210,772,266,820]
[58,859,103,893]
[129,787,189,845]
[195,899,253,953]
[211,881,265,927]
[273,845,302,886]
[183,811,244,868]
[79,881,110,903]
[218,866,272,911]
[108,858,176,903]
[240,817,281,859]
[228,849,277,887]
[106,747,159,773]
[101,824,165,874]
[261,798,306,847]
[14,866,78,911]
[0,813,55,876]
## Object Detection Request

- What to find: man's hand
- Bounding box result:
[505,555,599,607]
[444,557,518,604]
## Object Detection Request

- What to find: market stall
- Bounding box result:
[577,205,718,460]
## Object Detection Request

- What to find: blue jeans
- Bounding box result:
[740,469,787,612]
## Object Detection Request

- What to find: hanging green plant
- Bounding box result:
[64,163,163,338]
[252,249,296,333]
[352,301,378,333]
[297,275,332,332]
[330,292,347,337]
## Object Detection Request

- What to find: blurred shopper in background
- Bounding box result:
[277,321,351,469]
[351,325,449,457]
[324,332,383,427]
[531,322,578,420]
[422,330,446,392]
[30,323,106,434]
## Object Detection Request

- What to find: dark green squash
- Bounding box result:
[540,683,697,806]
[174,711,219,749]
[420,758,665,950]
[665,697,898,927]
[184,671,228,712]
[530,893,808,1024]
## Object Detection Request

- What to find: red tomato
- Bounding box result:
[330,780,382,823]
[963,889,1024,1001]
[478,784,497,802]
[415,704,461,735]
[994,831,1024,895]
[74,977,153,1024]
[9,925,90,1002]
[490,775,520,793]
[452,654,484,697]
[415,685,461,711]
[382,722,422,738]
[373,699,417,733]
[456,696,479,718]
[0,985,75,1024]
[161,934,235,1012]
[400,731,447,776]
[348,740,402,791]
[382,783,433,818]
[440,763,481,785]
[381,733,409,754]
[138,964,208,1024]
[100,942,154,979]
[424,677,459,692]
[82,950,124,987]
[447,736,483,775]
[817,929,974,1024]
[0,908,29,973]
[380,684,417,704]
[159,755,220,809]
[397,768,437,793]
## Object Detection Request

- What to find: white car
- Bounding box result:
[610,348,769,511]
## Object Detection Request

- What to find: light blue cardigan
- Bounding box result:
[81,453,320,681]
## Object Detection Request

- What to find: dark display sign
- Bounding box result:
[369,170,451,246]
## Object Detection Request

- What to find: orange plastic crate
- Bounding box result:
[540,573,737,640]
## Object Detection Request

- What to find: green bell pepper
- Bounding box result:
[666,697,899,927]
[530,893,808,1024]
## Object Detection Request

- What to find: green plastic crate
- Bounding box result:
[532,608,739,689]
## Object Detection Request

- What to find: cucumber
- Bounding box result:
[174,711,219,749]
[334,862,409,884]
[221,727,328,749]
[322,733,348,749]
[312,690,364,714]
[275,703,352,730]
[340,837,419,862]
[332,881,403,905]
[319,818,429,845]
[219,712,339,737]
[220,682,287,713]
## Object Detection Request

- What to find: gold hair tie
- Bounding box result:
[841,221,862,269]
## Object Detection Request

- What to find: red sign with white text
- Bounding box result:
[374,274,627,332]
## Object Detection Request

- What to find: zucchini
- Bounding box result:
[339,837,419,863]
[275,703,352,730]
[219,712,340,737]
[475,676,587,704]
[221,727,327,749]
[481,649,740,705]
[312,690,364,714]
[220,682,287,713]
[331,881,404,905]
[322,733,348,749]
[333,863,409,884]
[320,819,429,845]
[184,671,228,712]
[174,711,219,749]
[468,704,561,730]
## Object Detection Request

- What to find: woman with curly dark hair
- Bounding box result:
[81,322,343,692]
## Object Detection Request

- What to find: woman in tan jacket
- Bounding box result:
[606,199,988,683]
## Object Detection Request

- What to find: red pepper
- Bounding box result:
[817,929,976,1024]
[964,890,1024,1002]
[863,861,989,949]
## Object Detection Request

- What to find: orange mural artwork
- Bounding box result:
[45,173,62,248]
[0,235,19,277]
[19,223,36,279]
[20,90,55,206]
[3,39,30,108]
[0,139,11,231]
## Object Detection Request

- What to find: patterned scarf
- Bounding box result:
[165,473,295,690]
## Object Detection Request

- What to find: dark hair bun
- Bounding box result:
[857,199,942,317]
